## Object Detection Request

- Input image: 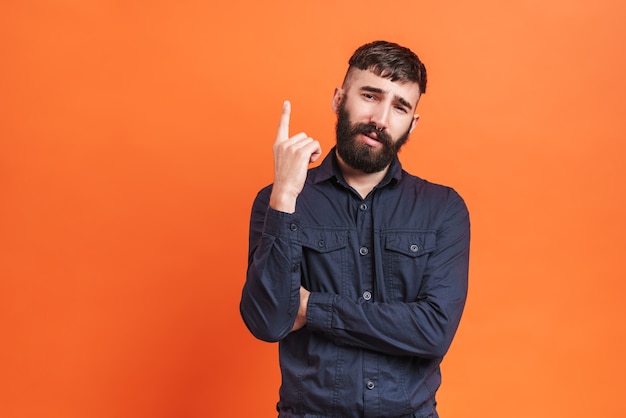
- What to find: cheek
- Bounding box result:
[391,117,414,137]
[344,107,367,123]
[344,97,376,119]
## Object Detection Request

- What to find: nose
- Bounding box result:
[369,103,390,131]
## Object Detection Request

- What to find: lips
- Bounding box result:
[359,132,382,147]
[365,131,379,141]
[356,125,389,145]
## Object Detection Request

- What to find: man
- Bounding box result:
[241,40,470,418]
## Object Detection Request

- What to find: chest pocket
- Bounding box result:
[383,231,437,301]
[299,228,349,293]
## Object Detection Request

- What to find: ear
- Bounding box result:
[331,87,344,114]
[409,114,420,134]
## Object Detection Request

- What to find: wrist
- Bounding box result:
[269,188,298,213]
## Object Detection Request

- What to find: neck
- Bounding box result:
[336,150,389,199]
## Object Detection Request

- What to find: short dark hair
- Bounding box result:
[345,40,427,94]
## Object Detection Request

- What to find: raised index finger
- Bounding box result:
[277,100,291,141]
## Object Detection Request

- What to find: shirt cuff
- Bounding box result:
[306,292,336,332]
[263,206,300,239]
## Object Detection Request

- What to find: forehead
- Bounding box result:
[344,68,422,108]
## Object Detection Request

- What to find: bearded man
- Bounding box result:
[241,40,471,418]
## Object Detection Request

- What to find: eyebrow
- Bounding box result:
[360,85,413,111]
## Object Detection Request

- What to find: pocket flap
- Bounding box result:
[300,228,348,253]
[385,231,436,257]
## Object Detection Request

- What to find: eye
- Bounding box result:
[362,93,377,101]
[395,105,408,114]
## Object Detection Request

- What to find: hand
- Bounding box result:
[291,286,310,332]
[269,101,322,213]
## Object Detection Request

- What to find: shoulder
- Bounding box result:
[400,170,466,202]
[396,171,470,230]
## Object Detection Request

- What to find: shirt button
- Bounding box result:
[366,380,375,390]
[359,203,368,211]
[359,247,369,256]
[318,240,325,248]
[410,244,419,253]
[290,223,298,231]
[362,291,372,301]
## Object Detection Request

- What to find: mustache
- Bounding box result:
[352,124,392,146]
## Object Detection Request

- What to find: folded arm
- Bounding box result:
[305,191,470,358]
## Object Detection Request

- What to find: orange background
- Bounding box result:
[2,1,625,417]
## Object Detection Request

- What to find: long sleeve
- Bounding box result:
[305,190,470,358]
[239,152,471,417]
[240,187,303,342]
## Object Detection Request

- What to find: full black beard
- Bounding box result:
[335,102,411,174]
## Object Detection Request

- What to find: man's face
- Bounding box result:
[333,69,421,173]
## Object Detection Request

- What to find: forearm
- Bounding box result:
[241,101,323,341]
[306,289,466,358]
[306,192,470,358]
[240,200,303,342]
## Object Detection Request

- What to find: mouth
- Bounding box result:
[359,132,382,147]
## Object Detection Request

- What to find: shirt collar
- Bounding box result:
[309,147,403,188]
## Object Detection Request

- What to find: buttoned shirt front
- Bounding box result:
[241,149,470,418]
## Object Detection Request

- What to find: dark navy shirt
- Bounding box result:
[241,149,470,418]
